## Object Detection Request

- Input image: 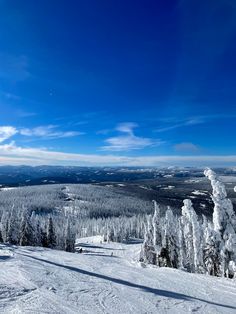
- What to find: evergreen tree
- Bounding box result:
[152,201,161,246]
[140,215,156,264]
[181,199,203,272]
[203,222,221,276]
[30,211,43,246]
[159,208,179,268]
[7,207,19,245]
[46,217,57,249]
[0,225,3,243]
[1,211,9,243]
[177,218,185,270]
[204,168,236,277]
[19,210,35,246]
[64,219,75,252]
[41,228,48,247]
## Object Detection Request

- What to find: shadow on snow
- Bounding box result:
[76,243,124,251]
[19,253,236,311]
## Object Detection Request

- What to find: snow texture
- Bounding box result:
[0,237,236,313]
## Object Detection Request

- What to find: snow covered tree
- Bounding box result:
[1,211,9,243]
[41,226,48,248]
[203,222,221,276]
[46,217,57,249]
[0,225,3,243]
[177,218,185,270]
[158,208,179,268]
[181,200,194,272]
[64,219,75,252]
[30,211,45,247]
[181,199,203,272]
[7,206,20,245]
[139,169,235,278]
[19,210,35,246]
[204,168,236,277]
[152,201,161,246]
[140,215,156,264]
[106,226,115,243]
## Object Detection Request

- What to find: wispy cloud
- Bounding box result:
[154,114,236,133]
[0,126,18,143]
[101,122,163,151]
[0,124,83,143]
[174,142,199,152]
[115,122,138,134]
[0,142,235,166]
[16,110,37,118]
[155,117,205,133]
[102,134,157,151]
[19,125,84,139]
[0,91,21,100]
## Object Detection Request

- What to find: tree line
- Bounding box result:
[0,208,76,252]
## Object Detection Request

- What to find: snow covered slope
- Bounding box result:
[0,237,236,314]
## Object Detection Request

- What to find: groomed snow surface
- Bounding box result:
[0,236,236,314]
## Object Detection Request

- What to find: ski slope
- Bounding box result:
[0,236,236,314]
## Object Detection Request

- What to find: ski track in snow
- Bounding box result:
[0,237,236,314]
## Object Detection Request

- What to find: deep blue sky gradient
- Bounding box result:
[0,0,236,165]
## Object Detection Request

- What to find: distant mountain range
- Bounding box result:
[0,165,235,187]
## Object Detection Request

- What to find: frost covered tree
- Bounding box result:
[204,168,236,277]
[181,200,194,272]
[0,225,3,243]
[7,206,19,245]
[64,219,75,252]
[177,218,185,270]
[158,208,179,268]
[140,214,156,264]
[152,201,161,246]
[41,225,48,248]
[139,169,235,278]
[19,210,35,246]
[203,222,221,276]
[46,217,57,249]
[1,211,9,243]
[103,222,114,243]
[181,199,203,272]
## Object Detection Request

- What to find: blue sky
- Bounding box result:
[0,0,236,166]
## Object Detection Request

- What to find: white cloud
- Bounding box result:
[174,142,199,152]
[101,122,162,151]
[102,134,160,151]
[0,142,129,165]
[20,125,84,139]
[0,142,235,166]
[96,123,138,136]
[0,124,83,143]
[20,125,54,136]
[115,122,138,134]
[0,126,18,143]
